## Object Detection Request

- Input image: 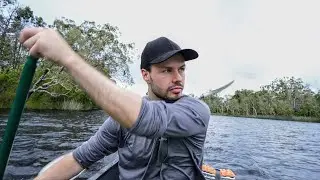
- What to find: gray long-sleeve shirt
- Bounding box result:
[73,95,211,180]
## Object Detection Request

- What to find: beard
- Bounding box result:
[149,77,184,101]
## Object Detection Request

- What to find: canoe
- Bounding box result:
[39,152,236,180]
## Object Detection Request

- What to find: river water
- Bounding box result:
[0,110,319,180]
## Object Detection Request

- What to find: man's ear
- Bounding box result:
[141,69,151,83]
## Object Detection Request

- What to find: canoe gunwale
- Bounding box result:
[87,152,119,180]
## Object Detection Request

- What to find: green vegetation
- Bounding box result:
[0,0,135,110]
[200,77,320,123]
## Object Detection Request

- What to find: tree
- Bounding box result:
[0,1,46,70]
[0,2,136,110]
[201,76,320,120]
[52,17,135,84]
[29,17,135,100]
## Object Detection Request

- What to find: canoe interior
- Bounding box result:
[94,162,119,180]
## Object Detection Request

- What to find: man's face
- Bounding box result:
[142,54,186,101]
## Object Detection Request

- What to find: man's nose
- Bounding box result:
[172,70,182,82]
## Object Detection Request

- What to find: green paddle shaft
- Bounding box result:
[0,56,38,179]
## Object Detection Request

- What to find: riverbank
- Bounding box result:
[0,107,100,116]
[212,113,320,123]
[1,107,319,123]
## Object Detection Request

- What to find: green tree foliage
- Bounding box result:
[200,76,320,122]
[0,2,135,110]
[0,1,46,70]
[52,17,134,84]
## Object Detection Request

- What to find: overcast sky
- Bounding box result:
[19,0,320,97]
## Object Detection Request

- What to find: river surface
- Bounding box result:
[0,110,319,180]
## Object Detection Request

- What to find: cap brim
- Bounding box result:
[150,49,199,64]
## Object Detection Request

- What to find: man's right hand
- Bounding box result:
[19,27,76,67]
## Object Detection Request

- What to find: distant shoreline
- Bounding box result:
[1,108,319,123]
[0,108,101,115]
[212,113,320,123]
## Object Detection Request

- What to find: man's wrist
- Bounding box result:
[62,51,83,70]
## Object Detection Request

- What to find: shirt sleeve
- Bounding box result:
[72,117,120,168]
[128,96,211,138]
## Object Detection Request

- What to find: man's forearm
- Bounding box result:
[63,53,142,128]
[35,153,83,180]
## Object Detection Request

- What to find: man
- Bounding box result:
[19,28,211,180]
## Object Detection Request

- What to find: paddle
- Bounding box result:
[0,56,38,179]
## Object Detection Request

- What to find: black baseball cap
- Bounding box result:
[140,37,199,69]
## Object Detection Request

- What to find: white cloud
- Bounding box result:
[19,0,320,96]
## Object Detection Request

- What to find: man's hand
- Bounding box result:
[19,27,75,66]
